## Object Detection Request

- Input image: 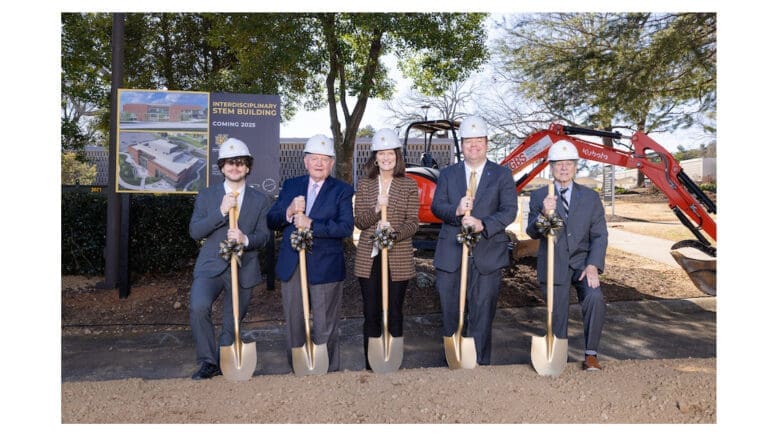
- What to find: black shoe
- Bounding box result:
[192,362,222,380]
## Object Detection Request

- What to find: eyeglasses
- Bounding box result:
[224,158,247,167]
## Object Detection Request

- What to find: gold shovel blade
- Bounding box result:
[367,334,404,373]
[292,343,329,376]
[530,334,568,377]
[220,341,257,381]
[443,334,478,370]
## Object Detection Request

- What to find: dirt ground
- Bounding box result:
[60,192,717,424]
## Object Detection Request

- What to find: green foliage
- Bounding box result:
[674,143,716,161]
[61,152,97,185]
[494,13,716,134]
[62,192,107,275]
[128,195,199,273]
[61,13,113,150]
[62,191,200,275]
[357,125,376,138]
[698,183,716,193]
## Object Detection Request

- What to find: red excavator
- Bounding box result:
[403,121,716,295]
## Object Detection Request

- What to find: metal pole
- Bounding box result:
[98,13,125,290]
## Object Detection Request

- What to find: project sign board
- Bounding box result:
[115,89,280,196]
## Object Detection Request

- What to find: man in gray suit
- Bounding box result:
[188,138,272,380]
[432,115,518,365]
[527,139,608,371]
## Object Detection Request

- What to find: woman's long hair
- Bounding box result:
[363,148,406,179]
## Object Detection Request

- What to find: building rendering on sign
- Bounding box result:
[127,139,200,187]
[122,103,206,122]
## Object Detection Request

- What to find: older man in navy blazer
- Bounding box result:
[527,139,608,371]
[188,138,272,380]
[268,134,354,372]
[432,116,518,365]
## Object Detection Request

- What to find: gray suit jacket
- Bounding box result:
[527,182,608,284]
[189,181,272,288]
[432,160,518,275]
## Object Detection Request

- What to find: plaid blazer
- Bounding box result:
[353,175,419,281]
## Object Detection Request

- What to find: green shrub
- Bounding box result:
[61,191,107,275]
[62,190,199,275]
[698,183,716,193]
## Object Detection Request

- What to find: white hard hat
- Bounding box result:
[304,134,335,157]
[371,128,402,151]
[548,139,579,161]
[459,115,488,139]
[218,137,252,159]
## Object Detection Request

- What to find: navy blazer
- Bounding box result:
[431,160,518,275]
[189,181,272,288]
[526,181,608,284]
[267,175,354,285]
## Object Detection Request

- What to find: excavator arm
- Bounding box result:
[500,123,716,294]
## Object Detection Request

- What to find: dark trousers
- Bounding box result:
[541,266,606,353]
[189,272,252,366]
[436,258,502,365]
[358,253,408,368]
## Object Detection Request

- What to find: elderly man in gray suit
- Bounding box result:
[432,115,518,365]
[527,139,608,371]
[188,138,272,380]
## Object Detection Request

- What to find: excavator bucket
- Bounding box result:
[670,240,716,296]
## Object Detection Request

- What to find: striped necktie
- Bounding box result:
[559,187,569,217]
[469,170,478,196]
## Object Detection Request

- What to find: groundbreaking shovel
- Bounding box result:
[291,219,329,376]
[220,206,257,381]
[443,189,478,370]
[531,183,568,376]
[367,203,404,373]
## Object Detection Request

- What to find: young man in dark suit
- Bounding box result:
[432,116,518,365]
[188,138,272,380]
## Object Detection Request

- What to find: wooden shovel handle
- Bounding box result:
[456,189,473,334]
[228,206,242,345]
[296,216,314,351]
[546,182,555,345]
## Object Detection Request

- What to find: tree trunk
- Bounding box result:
[636,120,647,188]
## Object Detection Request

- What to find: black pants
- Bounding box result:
[358,253,408,369]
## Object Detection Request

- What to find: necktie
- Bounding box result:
[469,170,478,196]
[559,187,569,217]
[306,182,319,215]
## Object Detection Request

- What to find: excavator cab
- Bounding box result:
[403,119,463,224]
[402,119,462,248]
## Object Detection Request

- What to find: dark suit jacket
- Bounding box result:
[526,181,608,284]
[431,160,518,275]
[267,175,354,285]
[189,181,272,288]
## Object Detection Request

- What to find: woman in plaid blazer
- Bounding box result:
[353,128,419,370]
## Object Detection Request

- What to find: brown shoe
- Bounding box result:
[583,354,602,371]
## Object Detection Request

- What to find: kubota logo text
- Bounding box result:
[582,148,609,161]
